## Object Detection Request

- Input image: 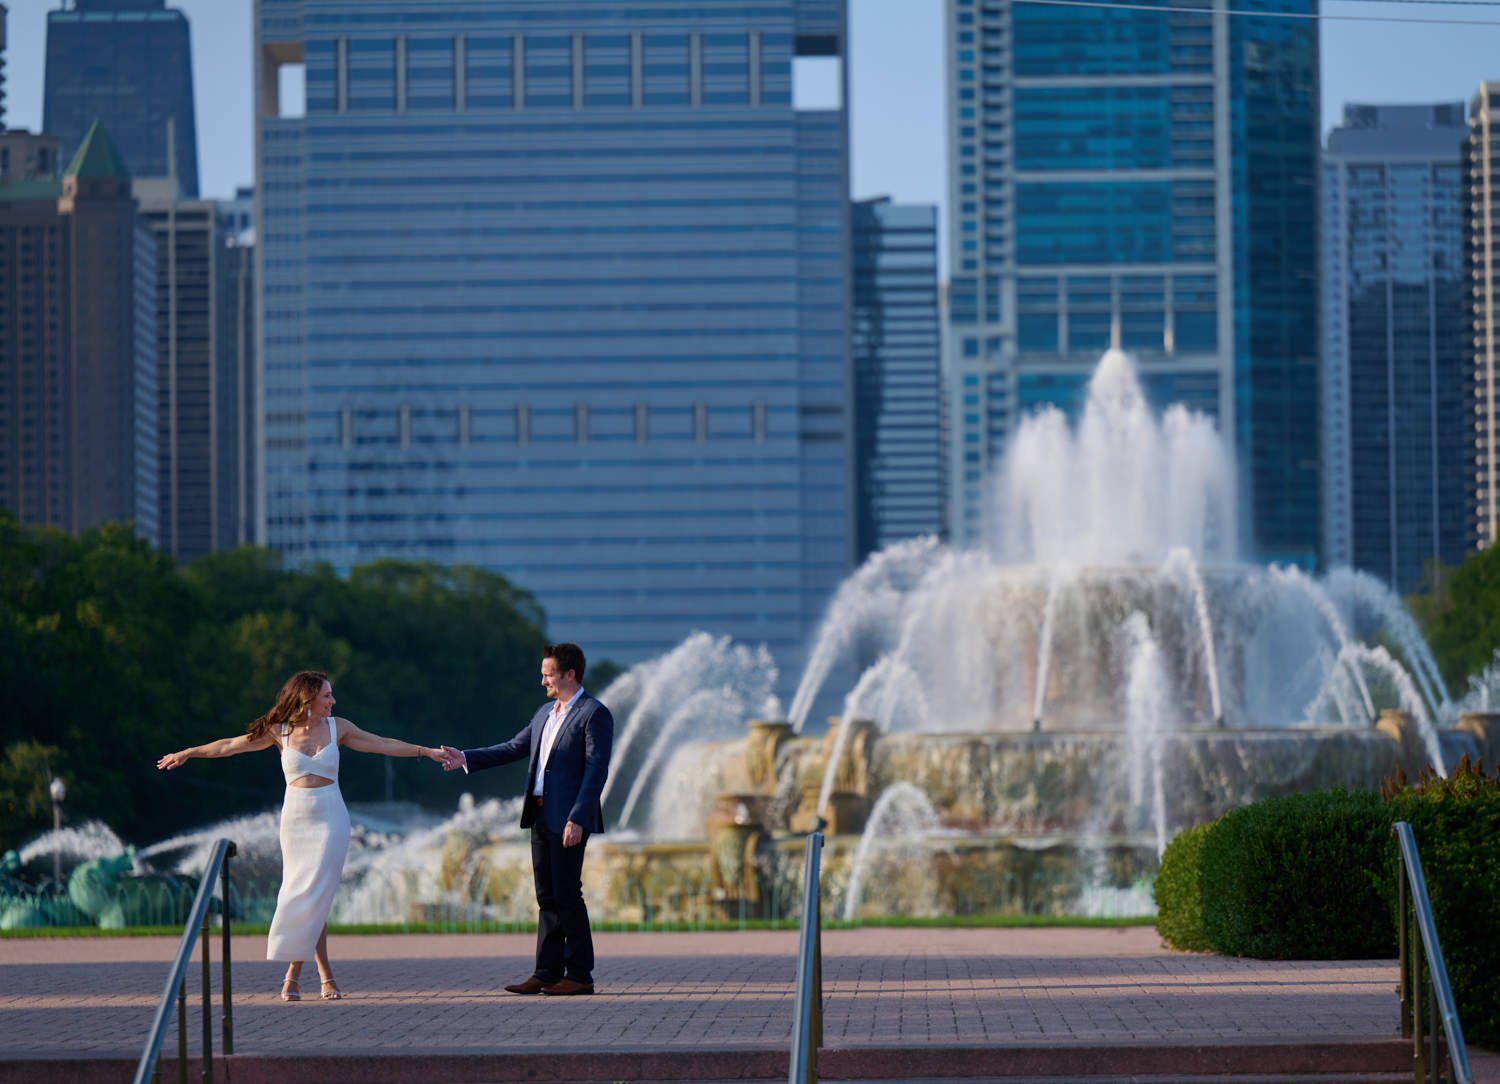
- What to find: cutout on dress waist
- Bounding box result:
[288,774,335,788]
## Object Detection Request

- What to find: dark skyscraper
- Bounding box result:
[1322,103,1470,591]
[852,198,944,559]
[216,190,257,551]
[43,0,199,198]
[0,123,159,542]
[136,184,219,560]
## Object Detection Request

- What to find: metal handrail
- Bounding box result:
[788,831,824,1084]
[134,838,237,1084]
[1393,822,1471,1084]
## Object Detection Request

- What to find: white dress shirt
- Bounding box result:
[533,687,584,795]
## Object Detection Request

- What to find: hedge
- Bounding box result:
[1155,760,1500,1048]
[1152,821,1212,953]
[1385,763,1500,1049]
[1199,789,1393,959]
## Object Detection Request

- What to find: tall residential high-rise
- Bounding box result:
[255,0,853,683]
[1322,103,1469,591]
[217,187,257,550]
[1468,84,1500,552]
[944,0,1320,565]
[0,123,159,542]
[135,182,238,560]
[852,198,944,558]
[43,0,199,197]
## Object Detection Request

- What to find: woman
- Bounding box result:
[157,670,444,1001]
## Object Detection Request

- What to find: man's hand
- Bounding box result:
[156,750,189,771]
[563,820,584,847]
[438,745,465,772]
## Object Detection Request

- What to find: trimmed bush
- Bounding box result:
[1385,758,1500,1049]
[1154,820,1213,952]
[1154,761,1499,1046]
[1197,789,1394,960]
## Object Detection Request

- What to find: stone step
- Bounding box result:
[831,1078,1410,1084]
[831,1078,1409,1084]
[1,1038,1414,1084]
[819,1039,1414,1080]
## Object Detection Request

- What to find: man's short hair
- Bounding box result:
[544,642,586,682]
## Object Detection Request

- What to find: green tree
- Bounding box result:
[0,741,66,847]
[0,518,243,847]
[0,514,556,851]
[1407,545,1500,690]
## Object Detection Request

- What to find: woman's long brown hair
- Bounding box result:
[246,670,330,741]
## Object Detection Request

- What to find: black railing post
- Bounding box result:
[220,844,234,1057]
[1429,990,1438,1084]
[176,974,187,1084]
[200,903,212,1083]
[1398,860,1409,1038]
[1413,901,1426,1082]
[812,887,823,1053]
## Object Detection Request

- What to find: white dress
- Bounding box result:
[265,716,351,962]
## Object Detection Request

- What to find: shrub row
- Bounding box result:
[1385,763,1500,1049]
[1154,759,1500,1048]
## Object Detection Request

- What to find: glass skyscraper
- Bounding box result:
[1322,103,1469,591]
[944,0,1320,566]
[255,0,853,684]
[43,0,199,198]
[852,198,943,558]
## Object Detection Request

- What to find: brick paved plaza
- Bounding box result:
[1,926,1495,1081]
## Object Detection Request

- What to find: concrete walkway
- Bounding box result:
[1,927,1493,1081]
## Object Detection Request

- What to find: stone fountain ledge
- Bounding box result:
[4,927,1483,1083]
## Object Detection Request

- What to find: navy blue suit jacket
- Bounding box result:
[462,691,614,835]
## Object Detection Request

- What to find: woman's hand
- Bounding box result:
[157,749,191,771]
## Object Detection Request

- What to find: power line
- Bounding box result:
[1011,0,1500,26]
[1328,1,1500,7]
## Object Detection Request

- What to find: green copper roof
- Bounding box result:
[0,180,64,203]
[63,121,131,182]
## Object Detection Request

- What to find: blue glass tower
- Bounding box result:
[255,0,853,683]
[43,0,199,198]
[944,0,1320,566]
[852,198,944,558]
[1322,103,1470,591]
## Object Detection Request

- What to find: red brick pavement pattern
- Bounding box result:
[0,927,1409,1063]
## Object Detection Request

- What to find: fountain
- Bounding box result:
[8,350,1497,925]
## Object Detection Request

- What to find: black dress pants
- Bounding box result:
[530,820,593,984]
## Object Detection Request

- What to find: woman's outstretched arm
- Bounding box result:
[337,718,444,762]
[157,732,276,770]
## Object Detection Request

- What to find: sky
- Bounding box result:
[7,0,1500,254]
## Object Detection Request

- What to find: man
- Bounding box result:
[440,643,613,996]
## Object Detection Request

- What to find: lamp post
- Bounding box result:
[48,777,65,884]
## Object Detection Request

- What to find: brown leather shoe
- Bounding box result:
[503,976,553,995]
[540,978,595,996]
